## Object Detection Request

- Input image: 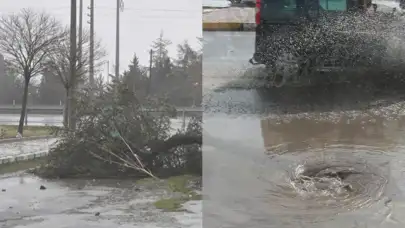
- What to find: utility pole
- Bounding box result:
[88,0,95,94]
[115,0,124,79]
[78,0,83,62]
[106,60,110,84]
[148,49,153,95]
[69,0,77,130]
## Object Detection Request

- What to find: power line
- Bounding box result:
[29,6,200,19]
[87,0,95,93]
[50,12,199,21]
[87,10,200,18]
[95,14,197,19]
[115,0,122,78]
[78,0,83,63]
[99,6,199,12]
[10,5,200,12]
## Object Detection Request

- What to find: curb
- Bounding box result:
[0,150,49,165]
[202,4,255,9]
[203,6,230,9]
[203,22,256,31]
[0,135,57,145]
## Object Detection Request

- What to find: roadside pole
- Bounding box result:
[68,0,77,131]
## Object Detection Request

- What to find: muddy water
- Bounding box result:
[203,80,405,227]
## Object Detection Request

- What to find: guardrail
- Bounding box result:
[0,105,64,115]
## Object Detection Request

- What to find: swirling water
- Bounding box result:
[262,144,391,214]
[204,110,405,228]
[203,80,405,228]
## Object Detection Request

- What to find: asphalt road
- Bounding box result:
[0,174,201,228]
[0,114,64,127]
[0,114,190,133]
[203,32,265,91]
[203,31,405,228]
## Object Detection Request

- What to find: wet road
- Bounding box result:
[203,31,405,227]
[203,32,265,92]
[0,174,201,228]
[0,114,190,132]
[0,115,63,127]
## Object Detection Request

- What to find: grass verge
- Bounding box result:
[0,125,57,139]
[154,198,187,212]
[0,158,47,175]
[150,175,202,212]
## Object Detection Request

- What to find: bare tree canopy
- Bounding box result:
[0,8,66,135]
[0,9,65,80]
[46,28,107,89]
[45,27,107,127]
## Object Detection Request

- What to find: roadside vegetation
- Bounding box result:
[0,158,47,175]
[0,8,202,210]
[137,175,202,211]
[34,78,202,185]
[32,79,202,207]
[0,125,58,139]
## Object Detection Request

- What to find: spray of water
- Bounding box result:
[262,9,405,86]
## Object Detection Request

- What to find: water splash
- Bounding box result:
[261,145,391,215]
[259,10,405,86]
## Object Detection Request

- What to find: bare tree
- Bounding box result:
[0,9,65,135]
[46,28,106,127]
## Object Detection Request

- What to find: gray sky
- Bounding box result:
[1,0,202,75]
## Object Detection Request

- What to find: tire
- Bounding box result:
[264,64,288,88]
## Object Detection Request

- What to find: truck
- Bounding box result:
[249,0,403,87]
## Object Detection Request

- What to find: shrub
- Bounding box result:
[37,79,201,178]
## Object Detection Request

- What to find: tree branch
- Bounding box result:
[149,133,202,153]
[0,9,64,81]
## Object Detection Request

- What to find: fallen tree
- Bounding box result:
[36,79,202,179]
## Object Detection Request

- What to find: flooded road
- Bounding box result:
[0,174,201,228]
[203,31,405,227]
[204,112,405,228]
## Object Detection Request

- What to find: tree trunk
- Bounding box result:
[17,78,30,135]
[63,88,69,128]
[67,85,76,131]
[149,134,202,154]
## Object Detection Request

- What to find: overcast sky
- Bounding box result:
[1,0,202,76]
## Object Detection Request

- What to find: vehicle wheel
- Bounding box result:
[298,57,316,85]
[273,73,284,87]
[264,64,288,88]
